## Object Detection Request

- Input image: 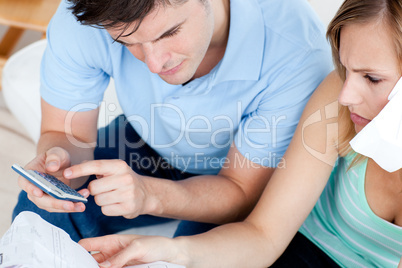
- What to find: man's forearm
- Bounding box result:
[144,174,261,224]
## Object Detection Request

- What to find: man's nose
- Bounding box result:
[142,43,169,74]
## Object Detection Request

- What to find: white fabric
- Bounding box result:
[2,39,122,143]
[2,40,44,143]
[350,77,402,172]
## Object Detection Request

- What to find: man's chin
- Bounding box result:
[159,73,194,85]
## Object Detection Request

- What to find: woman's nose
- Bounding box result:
[338,74,364,107]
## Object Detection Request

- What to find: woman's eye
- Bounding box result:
[364,74,381,84]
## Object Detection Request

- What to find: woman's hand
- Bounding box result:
[79,234,185,268]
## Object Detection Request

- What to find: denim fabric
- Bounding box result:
[270,232,340,268]
[12,115,217,242]
[174,221,219,237]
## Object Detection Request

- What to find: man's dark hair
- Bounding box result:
[68,0,188,35]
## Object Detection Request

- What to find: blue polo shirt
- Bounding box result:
[40,0,332,174]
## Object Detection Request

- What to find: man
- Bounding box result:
[13,0,332,242]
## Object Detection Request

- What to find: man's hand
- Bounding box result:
[17,146,88,213]
[65,160,150,219]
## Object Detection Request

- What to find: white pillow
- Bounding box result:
[2,39,122,143]
[2,40,44,143]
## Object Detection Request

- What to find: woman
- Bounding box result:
[79,0,402,267]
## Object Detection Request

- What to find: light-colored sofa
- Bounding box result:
[0,0,343,237]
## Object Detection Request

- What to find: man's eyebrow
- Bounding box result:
[114,20,186,45]
[156,20,185,41]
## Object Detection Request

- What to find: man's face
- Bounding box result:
[107,0,214,85]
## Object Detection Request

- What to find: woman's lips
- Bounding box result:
[350,113,371,126]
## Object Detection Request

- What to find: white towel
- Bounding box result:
[350,77,402,173]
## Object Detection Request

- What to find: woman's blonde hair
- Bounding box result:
[326,0,402,157]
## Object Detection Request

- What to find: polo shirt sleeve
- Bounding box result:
[40,0,111,111]
[234,46,333,168]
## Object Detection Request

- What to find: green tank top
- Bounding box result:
[299,153,402,267]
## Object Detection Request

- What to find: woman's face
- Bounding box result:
[338,20,400,133]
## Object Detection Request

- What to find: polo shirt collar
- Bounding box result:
[214,0,265,84]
